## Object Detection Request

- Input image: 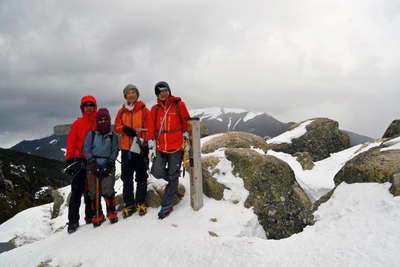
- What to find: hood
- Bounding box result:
[80,95,98,114]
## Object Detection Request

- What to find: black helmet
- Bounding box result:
[155,81,171,96]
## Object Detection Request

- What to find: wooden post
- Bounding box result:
[189,118,204,211]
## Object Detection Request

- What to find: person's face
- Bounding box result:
[82,102,95,113]
[126,90,138,104]
[158,90,169,101]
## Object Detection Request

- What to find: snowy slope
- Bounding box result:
[266,120,314,144]
[1,135,399,266]
[267,140,383,201]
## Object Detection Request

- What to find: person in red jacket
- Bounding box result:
[114,84,150,218]
[64,95,97,233]
[147,81,190,219]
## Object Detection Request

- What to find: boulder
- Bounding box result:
[267,118,350,161]
[201,156,226,200]
[144,182,186,208]
[382,120,400,139]
[334,146,400,186]
[294,152,314,170]
[202,131,268,154]
[224,148,313,239]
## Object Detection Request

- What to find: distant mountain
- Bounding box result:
[11,135,66,162]
[0,148,71,223]
[342,130,374,147]
[9,107,373,161]
[191,107,295,138]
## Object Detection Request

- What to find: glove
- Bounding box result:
[122,126,137,137]
[183,131,190,140]
[107,160,115,169]
[148,139,156,150]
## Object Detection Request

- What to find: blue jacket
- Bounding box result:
[83,131,119,167]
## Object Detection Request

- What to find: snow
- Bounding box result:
[1,182,399,267]
[34,187,49,200]
[243,112,263,122]
[1,137,400,266]
[381,136,400,152]
[267,120,314,145]
[267,141,382,201]
[49,139,58,145]
[35,146,41,150]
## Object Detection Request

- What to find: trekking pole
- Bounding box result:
[96,174,100,222]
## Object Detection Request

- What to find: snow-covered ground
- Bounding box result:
[267,120,314,145]
[266,140,383,201]
[1,135,399,266]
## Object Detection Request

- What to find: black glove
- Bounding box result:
[107,160,115,169]
[122,126,137,137]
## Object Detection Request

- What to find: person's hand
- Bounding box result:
[183,131,190,140]
[148,139,155,150]
[107,160,115,169]
[122,126,137,137]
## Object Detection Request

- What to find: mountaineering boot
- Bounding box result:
[158,207,173,220]
[122,205,136,218]
[92,214,106,227]
[137,204,147,216]
[107,212,119,224]
[67,222,79,234]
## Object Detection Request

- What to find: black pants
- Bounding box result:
[150,150,182,209]
[121,150,149,206]
[68,167,92,224]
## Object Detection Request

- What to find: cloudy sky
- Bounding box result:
[1,0,399,148]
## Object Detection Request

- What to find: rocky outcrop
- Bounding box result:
[224,148,313,239]
[267,118,350,161]
[201,156,226,200]
[334,146,400,186]
[382,120,400,139]
[202,132,268,154]
[294,152,314,170]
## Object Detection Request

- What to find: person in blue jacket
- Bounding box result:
[83,108,119,227]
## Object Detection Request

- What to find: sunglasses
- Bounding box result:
[157,87,169,92]
[97,118,110,123]
[83,103,95,107]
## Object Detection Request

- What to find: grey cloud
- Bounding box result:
[1,0,400,147]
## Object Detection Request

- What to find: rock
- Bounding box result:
[201,156,226,200]
[115,194,124,211]
[50,188,64,219]
[267,118,350,161]
[294,152,315,170]
[145,188,162,208]
[202,131,268,154]
[334,146,400,187]
[389,173,400,197]
[145,182,186,208]
[225,148,313,240]
[208,231,219,237]
[382,120,400,139]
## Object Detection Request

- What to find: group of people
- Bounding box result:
[64,81,190,233]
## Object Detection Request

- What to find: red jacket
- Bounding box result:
[65,95,97,160]
[114,101,150,150]
[147,96,190,153]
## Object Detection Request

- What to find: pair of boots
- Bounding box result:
[91,194,118,227]
[121,203,148,218]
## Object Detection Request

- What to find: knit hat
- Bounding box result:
[154,81,171,96]
[96,108,111,134]
[123,84,140,99]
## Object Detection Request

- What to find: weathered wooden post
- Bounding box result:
[189,118,204,211]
